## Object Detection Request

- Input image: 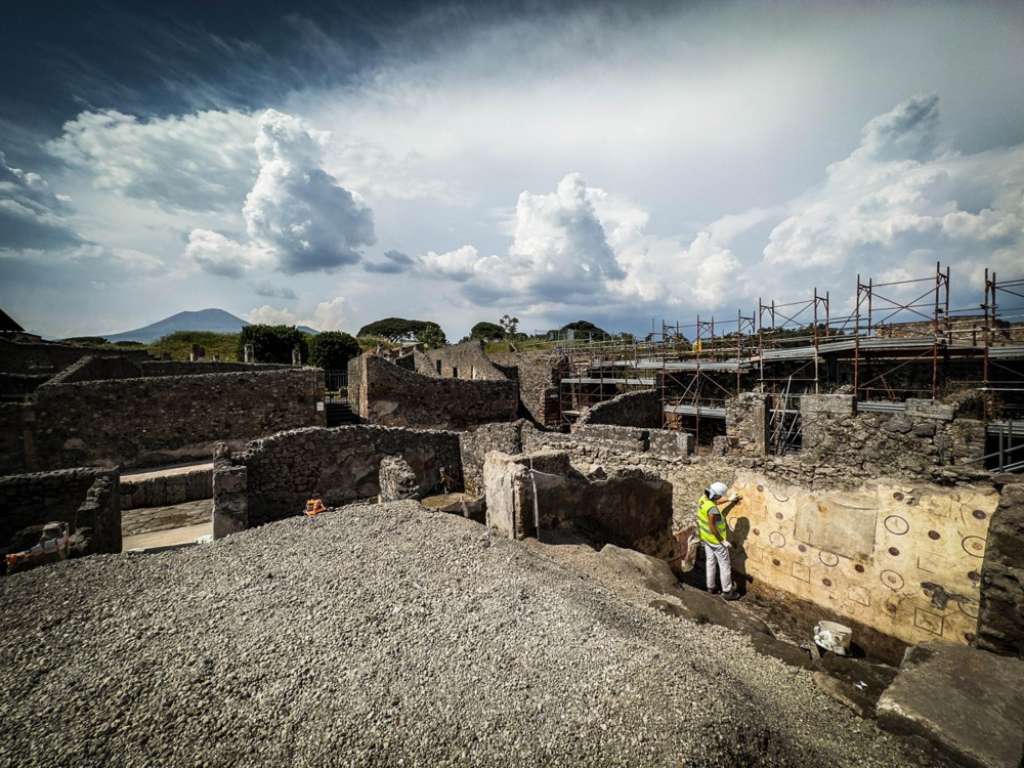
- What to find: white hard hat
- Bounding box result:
[708,482,728,499]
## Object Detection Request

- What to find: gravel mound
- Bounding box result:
[0,502,940,767]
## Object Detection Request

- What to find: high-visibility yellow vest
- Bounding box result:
[697,495,728,544]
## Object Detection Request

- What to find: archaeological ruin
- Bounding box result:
[2,265,1024,767]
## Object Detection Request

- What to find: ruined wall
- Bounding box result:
[727,470,999,649]
[726,392,768,455]
[48,355,144,384]
[975,482,1024,657]
[800,395,986,480]
[575,388,662,429]
[348,353,518,430]
[0,467,121,555]
[489,351,565,427]
[421,341,508,380]
[1,368,325,474]
[223,425,463,527]
[120,466,212,510]
[483,449,674,558]
[0,337,150,374]
[460,420,525,497]
[0,373,49,399]
[140,361,286,376]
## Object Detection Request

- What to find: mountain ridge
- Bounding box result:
[103,309,319,342]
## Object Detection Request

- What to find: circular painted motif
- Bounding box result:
[884,515,910,536]
[971,509,987,520]
[958,601,979,620]
[961,536,986,558]
[798,544,807,553]
[775,512,784,521]
[893,492,904,501]
[880,570,904,591]
[771,558,781,567]
[968,570,980,582]
[756,484,764,492]
[888,547,900,557]
[818,551,839,567]
[769,531,786,549]
[854,564,865,573]
[752,528,760,536]
[927,530,941,541]
[821,578,832,588]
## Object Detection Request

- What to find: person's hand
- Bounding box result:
[727,493,741,503]
[723,541,732,548]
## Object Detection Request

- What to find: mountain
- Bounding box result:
[103,309,319,343]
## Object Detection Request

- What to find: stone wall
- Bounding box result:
[1,367,325,474]
[140,361,288,377]
[0,337,151,374]
[800,395,986,481]
[120,466,213,510]
[483,449,675,557]
[0,467,121,555]
[975,482,1024,657]
[725,392,768,455]
[489,350,565,427]
[459,420,525,497]
[421,341,508,381]
[219,425,463,528]
[348,353,518,430]
[575,388,663,428]
[0,372,50,398]
[48,355,145,384]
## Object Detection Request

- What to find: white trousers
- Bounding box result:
[704,542,733,593]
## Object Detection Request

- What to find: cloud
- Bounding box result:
[416,173,628,306]
[0,151,83,250]
[188,109,376,278]
[364,249,414,274]
[184,229,268,278]
[246,295,348,331]
[759,94,1024,295]
[253,280,297,300]
[46,109,259,212]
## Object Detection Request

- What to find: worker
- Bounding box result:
[698,481,741,601]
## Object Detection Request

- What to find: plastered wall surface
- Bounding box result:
[727,470,999,647]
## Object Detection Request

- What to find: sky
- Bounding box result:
[1,0,1022,340]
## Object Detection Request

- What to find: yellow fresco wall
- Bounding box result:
[726,472,1000,647]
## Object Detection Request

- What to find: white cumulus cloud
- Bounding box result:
[46,109,259,212]
[186,109,376,277]
[247,295,349,332]
[0,151,82,251]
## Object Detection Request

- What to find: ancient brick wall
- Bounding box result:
[800,395,986,480]
[120,466,213,510]
[575,388,662,429]
[2,368,325,474]
[459,421,525,497]
[975,481,1024,657]
[48,355,144,384]
[488,351,566,427]
[725,392,768,455]
[0,337,151,375]
[421,341,508,381]
[348,354,518,430]
[220,425,463,527]
[0,467,121,555]
[0,372,48,399]
[140,361,288,377]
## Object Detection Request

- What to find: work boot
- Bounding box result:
[708,587,721,595]
[722,590,741,601]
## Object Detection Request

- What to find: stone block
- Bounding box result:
[378,455,420,501]
[905,399,955,422]
[213,465,247,539]
[800,394,854,417]
[877,641,1024,768]
[976,483,1024,657]
[648,429,691,458]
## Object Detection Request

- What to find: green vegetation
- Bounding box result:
[415,321,447,349]
[148,331,241,361]
[560,320,609,340]
[470,321,505,341]
[309,331,361,371]
[237,325,309,364]
[357,317,430,341]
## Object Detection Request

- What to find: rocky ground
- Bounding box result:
[0,502,948,767]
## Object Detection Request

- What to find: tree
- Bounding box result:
[309,331,361,370]
[560,320,609,341]
[237,324,308,364]
[357,317,429,341]
[470,321,505,341]
[415,321,447,349]
[499,314,519,336]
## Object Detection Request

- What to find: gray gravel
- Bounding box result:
[1,501,938,767]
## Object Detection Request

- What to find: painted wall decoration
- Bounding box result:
[726,472,999,647]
